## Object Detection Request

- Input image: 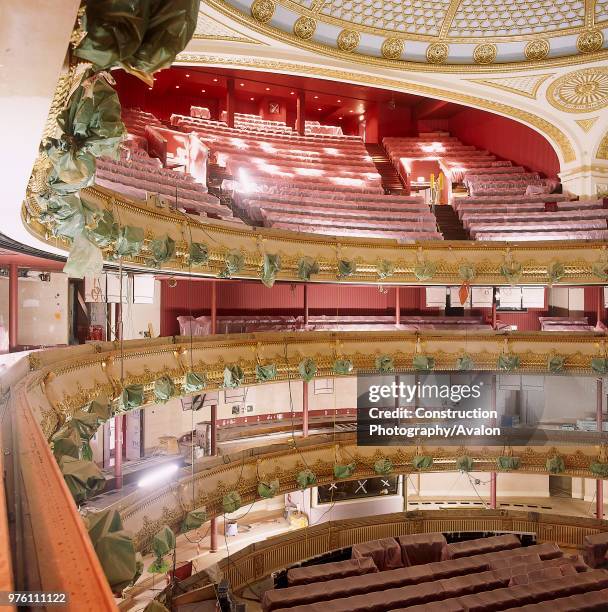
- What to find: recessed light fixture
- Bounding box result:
[337,99,342,103]
[213,78,218,82]
[250,97,255,101]
[290,91,295,95]
[148,87,152,91]
[265,87,270,91]
[349,110,354,113]
[313,95,319,99]
[359,114,365,121]
[185,74,190,77]
[175,85,180,89]
[201,89,206,93]
[318,108,322,111]
[338,116,343,119]
[153,77,157,81]
[240,83,245,86]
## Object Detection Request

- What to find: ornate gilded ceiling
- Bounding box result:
[210,0,608,66]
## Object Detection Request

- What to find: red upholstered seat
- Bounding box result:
[444,534,521,559]
[583,532,608,568]
[351,537,404,571]
[286,557,378,587]
[397,532,447,566]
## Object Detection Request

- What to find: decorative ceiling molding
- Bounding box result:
[469,74,554,100]
[575,117,599,132]
[194,9,264,44]
[597,130,608,159]
[546,67,608,113]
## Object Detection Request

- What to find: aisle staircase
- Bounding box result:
[434,205,469,240]
[365,143,407,194]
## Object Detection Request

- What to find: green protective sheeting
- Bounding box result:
[298,358,317,382]
[149,234,175,265]
[334,359,353,375]
[256,363,277,382]
[83,396,113,423]
[261,253,281,288]
[456,354,475,371]
[297,256,319,281]
[376,259,395,279]
[45,73,125,192]
[85,508,124,544]
[500,262,522,285]
[219,250,244,278]
[86,209,119,248]
[115,225,145,257]
[181,507,208,533]
[337,259,356,278]
[148,558,170,574]
[414,262,436,281]
[63,232,104,279]
[183,371,206,394]
[59,456,106,504]
[374,458,393,475]
[546,456,565,474]
[548,355,566,373]
[497,456,520,471]
[154,376,175,403]
[375,355,394,373]
[52,424,82,460]
[38,193,97,239]
[143,602,170,612]
[222,491,242,513]
[412,455,433,470]
[258,479,280,499]
[333,463,356,479]
[413,355,435,371]
[498,355,520,371]
[591,358,608,374]
[456,456,474,472]
[458,264,476,282]
[223,364,244,388]
[592,262,608,281]
[70,409,100,442]
[120,384,144,410]
[547,262,565,284]
[189,242,209,265]
[296,469,317,490]
[152,525,176,559]
[590,462,608,478]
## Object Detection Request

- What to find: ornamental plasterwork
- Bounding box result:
[525,39,550,61]
[546,67,608,112]
[194,10,263,43]
[575,117,599,131]
[597,130,608,159]
[470,74,554,99]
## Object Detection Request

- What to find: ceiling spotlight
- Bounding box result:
[175,85,180,89]
[359,114,365,121]
[265,87,270,91]
[185,73,190,77]
[250,97,255,101]
[148,87,152,90]
[213,78,218,82]
[318,108,322,111]
[349,109,354,112]
[313,95,319,99]
[240,83,245,86]
[153,77,157,81]
[338,116,343,119]
[201,89,206,93]
[290,91,295,95]
[337,99,342,102]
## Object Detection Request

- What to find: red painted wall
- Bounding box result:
[448,108,560,178]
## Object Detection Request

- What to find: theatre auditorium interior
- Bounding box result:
[5,2,608,612]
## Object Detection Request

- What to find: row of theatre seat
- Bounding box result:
[263,533,608,612]
[170,113,442,241]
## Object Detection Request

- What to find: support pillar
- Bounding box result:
[8,263,18,351]
[302,381,309,437]
[491,291,497,330]
[597,287,603,327]
[296,91,306,136]
[226,79,235,129]
[211,280,217,334]
[490,472,497,510]
[597,379,604,520]
[364,102,379,144]
[303,284,309,327]
[114,415,123,489]
[395,286,400,327]
[210,403,218,551]
[490,375,497,509]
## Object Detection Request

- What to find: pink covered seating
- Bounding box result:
[351,537,403,571]
[286,557,378,587]
[398,532,447,566]
[514,587,608,610]
[444,534,521,559]
[583,532,608,568]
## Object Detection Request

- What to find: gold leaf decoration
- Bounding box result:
[525,39,550,61]
[577,30,604,54]
[337,29,360,52]
[381,38,404,60]
[426,43,449,64]
[473,43,497,65]
[251,0,275,24]
[293,16,316,40]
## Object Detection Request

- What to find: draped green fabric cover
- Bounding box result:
[223,364,244,388]
[152,526,176,558]
[546,456,565,474]
[261,254,281,288]
[258,479,280,499]
[52,424,82,460]
[38,193,97,239]
[86,209,119,248]
[115,225,144,257]
[333,359,353,375]
[500,261,523,285]
[148,557,170,574]
[337,259,356,278]
[590,462,608,478]
[222,491,242,513]
[412,455,433,470]
[333,463,356,479]
[66,409,102,460]
[456,456,474,472]
[75,0,199,84]
[376,260,395,280]
[189,242,209,265]
[548,355,566,373]
[414,262,436,281]
[456,354,475,371]
[45,73,125,194]
[592,262,608,281]
[85,509,139,593]
[181,507,208,532]
[413,355,435,371]
[375,355,394,373]
[120,384,144,410]
[458,264,476,282]
[144,601,170,612]
[154,376,175,403]
[150,234,175,265]
[374,458,393,475]
[219,250,244,278]
[297,256,319,281]
[498,355,520,371]
[591,358,608,374]
[256,363,277,382]
[83,396,113,423]
[296,469,317,490]
[298,358,317,382]
[547,262,565,284]
[497,456,520,471]
[183,371,206,394]
[63,231,104,278]
[59,456,106,503]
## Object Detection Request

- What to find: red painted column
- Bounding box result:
[296,91,306,136]
[302,381,309,437]
[597,379,604,520]
[8,263,18,351]
[491,293,497,330]
[490,375,497,509]
[597,287,603,327]
[303,284,309,327]
[210,403,218,552]
[226,79,235,128]
[395,286,400,327]
[211,280,217,335]
[365,102,379,144]
[114,415,123,489]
